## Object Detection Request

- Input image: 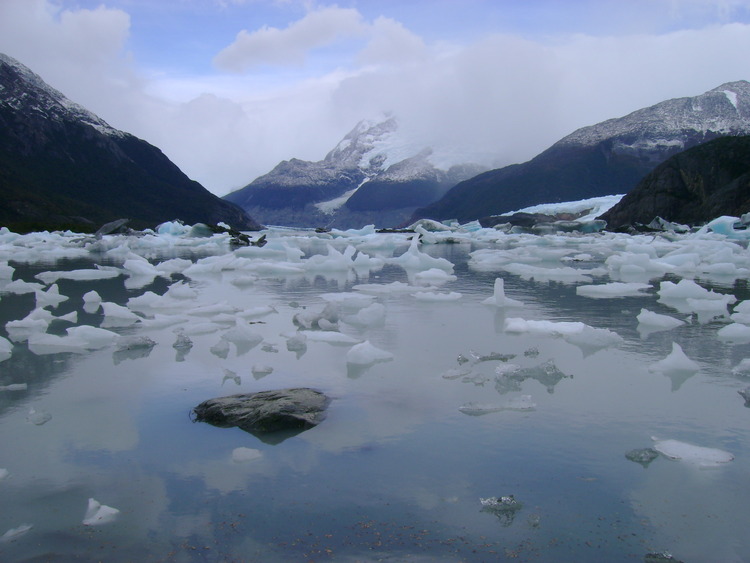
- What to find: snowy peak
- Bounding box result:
[0,52,123,137]
[558,80,750,149]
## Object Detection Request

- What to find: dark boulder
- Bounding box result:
[192,388,330,443]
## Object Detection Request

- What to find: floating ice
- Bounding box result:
[352,281,423,295]
[1,279,44,294]
[172,331,193,350]
[636,309,685,330]
[459,395,535,415]
[482,278,523,307]
[413,291,462,302]
[251,365,274,379]
[731,358,750,377]
[346,340,393,365]
[66,326,120,349]
[82,498,120,526]
[36,268,120,284]
[27,333,88,355]
[0,336,12,362]
[34,284,68,308]
[321,292,376,310]
[412,268,457,286]
[100,302,141,327]
[116,336,156,352]
[649,342,700,374]
[0,523,32,542]
[231,447,263,463]
[576,282,650,298]
[0,468,8,480]
[658,279,734,301]
[164,281,198,300]
[26,408,52,425]
[717,323,750,343]
[0,260,14,279]
[388,234,454,272]
[222,320,263,351]
[211,339,231,359]
[0,383,27,391]
[651,438,734,467]
[342,303,386,328]
[237,305,278,320]
[82,290,102,313]
[302,330,361,345]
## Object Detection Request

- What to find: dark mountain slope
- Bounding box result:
[0,53,260,232]
[598,135,750,229]
[414,80,750,223]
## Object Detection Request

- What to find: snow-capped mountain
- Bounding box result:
[0,53,259,232]
[223,116,485,228]
[415,80,750,223]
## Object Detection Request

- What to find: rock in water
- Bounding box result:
[192,388,330,441]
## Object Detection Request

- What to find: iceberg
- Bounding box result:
[576,282,650,298]
[82,498,120,526]
[649,342,700,374]
[482,278,523,308]
[0,523,33,542]
[346,340,393,365]
[652,438,734,468]
[636,309,685,330]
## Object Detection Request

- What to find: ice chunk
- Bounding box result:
[412,268,457,286]
[625,448,659,466]
[0,260,14,279]
[100,302,141,327]
[482,278,523,307]
[251,364,274,379]
[637,309,685,330]
[1,279,44,294]
[0,383,27,391]
[459,403,504,415]
[658,279,734,302]
[459,395,535,415]
[413,291,462,302]
[342,303,386,328]
[26,408,52,425]
[34,284,68,308]
[564,324,623,351]
[82,498,120,526]
[210,338,231,359]
[0,468,8,480]
[576,282,650,298]
[172,331,193,350]
[232,447,263,463]
[652,438,734,467]
[321,292,377,310]
[237,305,278,320]
[82,290,102,313]
[66,326,119,349]
[164,281,198,300]
[0,523,32,542]
[302,330,361,345]
[389,234,455,272]
[35,268,120,284]
[27,333,88,355]
[346,340,393,365]
[222,321,263,348]
[116,336,156,352]
[222,368,241,386]
[717,323,750,343]
[479,495,523,525]
[0,335,12,362]
[649,342,700,374]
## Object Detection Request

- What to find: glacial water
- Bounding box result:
[1,225,749,562]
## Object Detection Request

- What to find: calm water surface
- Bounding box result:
[0,230,749,562]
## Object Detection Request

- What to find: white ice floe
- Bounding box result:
[302,330,361,345]
[652,438,734,468]
[36,268,120,284]
[0,523,32,542]
[346,340,393,365]
[482,278,523,308]
[412,268,458,286]
[65,326,120,349]
[100,302,141,327]
[231,447,263,463]
[575,282,650,299]
[388,234,454,272]
[413,291,462,302]
[0,336,12,362]
[649,342,700,374]
[82,290,102,313]
[251,364,274,378]
[717,323,750,343]
[636,309,685,330]
[26,408,52,425]
[34,284,68,308]
[82,498,120,526]
[342,303,386,328]
[1,279,44,294]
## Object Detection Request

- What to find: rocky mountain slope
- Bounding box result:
[598,135,750,229]
[414,80,750,223]
[0,53,260,232]
[223,117,485,229]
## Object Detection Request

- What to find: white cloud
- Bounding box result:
[2,1,750,198]
[213,5,366,71]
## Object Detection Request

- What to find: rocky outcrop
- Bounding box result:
[598,136,750,230]
[192,388,330,443]
[0,53,260,232]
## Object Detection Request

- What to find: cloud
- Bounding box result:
[213,5,366,71]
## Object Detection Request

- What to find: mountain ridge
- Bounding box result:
[0,53,260,232]
[413,80,750,223]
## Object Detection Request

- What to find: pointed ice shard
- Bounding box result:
[82,498,120,526]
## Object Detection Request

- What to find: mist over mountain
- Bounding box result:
[0,53,260,232]
[223,117,486,229]
[414,80,750,224]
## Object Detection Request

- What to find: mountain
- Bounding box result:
[223,117,485,229]
[413,80,750,223]
[0,53,260,233]
[598,135,750,229]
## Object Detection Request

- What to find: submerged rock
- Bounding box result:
[192,388,330,443]
[625,448,660,467]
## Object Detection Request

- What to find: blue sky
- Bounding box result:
[2,0,750,195]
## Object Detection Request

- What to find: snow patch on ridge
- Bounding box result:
[723,89,739,110]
